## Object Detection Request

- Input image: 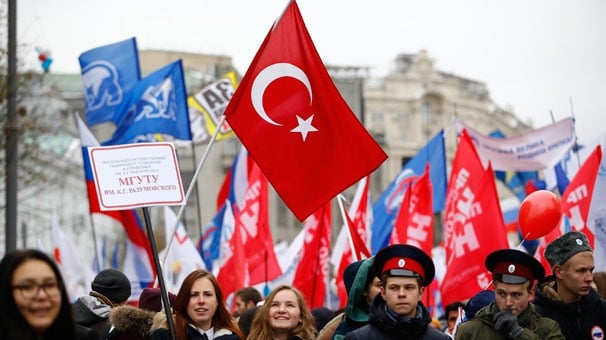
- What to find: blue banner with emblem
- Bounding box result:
[79,37,141,126]
[103,60,192,145]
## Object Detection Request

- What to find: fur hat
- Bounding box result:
[138,287,176,312]
[544,231,592,268]
[91,269,131,304]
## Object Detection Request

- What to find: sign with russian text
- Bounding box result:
[89,142,185,210]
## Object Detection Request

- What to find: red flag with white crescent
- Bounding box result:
[224,1,386,221]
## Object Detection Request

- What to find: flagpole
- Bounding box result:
[142,206,176,340]
[189,142,204,240]
[337,194,358,262]
[162,114,227,264]
[89,214,103,271]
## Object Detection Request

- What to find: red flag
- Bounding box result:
[334,176,372,309]
[237,162,282,284]
[224,1,387,221]
[440,130,509,306]
[561,146,602,246]
[216,203,247,309]
[535,146,602,274]
[292,203,331,309]
[390,165,434,254]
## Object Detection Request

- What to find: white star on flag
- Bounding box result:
[291,114,318,141]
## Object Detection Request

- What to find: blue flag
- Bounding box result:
[79,37,141,126]
[103,60,191,145]
[370,131,447,253]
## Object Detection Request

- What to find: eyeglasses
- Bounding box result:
[12,282,61,299]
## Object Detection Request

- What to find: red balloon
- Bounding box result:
[38,53,47,62]
[519,190,562,240]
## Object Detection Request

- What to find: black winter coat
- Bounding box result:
[344,295,450,340]
[533,275,606,340]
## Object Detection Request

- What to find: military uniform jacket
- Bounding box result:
[534,276,606,340]
[455,301,564,340]
[344,295,450,340]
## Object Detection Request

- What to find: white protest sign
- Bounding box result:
[88,142,185,210]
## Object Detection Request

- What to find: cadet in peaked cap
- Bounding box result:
[373,243,435,287]
[485,249,545,284]
[344,244,450,340]
[456,249,564,340]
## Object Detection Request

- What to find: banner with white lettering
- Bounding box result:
[457,118,575,171]
[440,131,509,306]
[88,142,185,210]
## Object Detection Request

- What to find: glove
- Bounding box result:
[493,309,524,339]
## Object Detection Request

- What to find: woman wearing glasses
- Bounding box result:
[0,248,80,340]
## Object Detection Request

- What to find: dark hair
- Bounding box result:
[236,287,263,305]
[444,301,465,315]
[172,269,243,340]
[237,305,260,338]
[0,249,78,340]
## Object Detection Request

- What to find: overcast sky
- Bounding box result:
[17,0,606,146]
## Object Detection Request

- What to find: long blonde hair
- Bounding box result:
[247,285,315,340]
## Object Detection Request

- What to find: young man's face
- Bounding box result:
[234,295,247,317]
[446,310,459,331]
[555,251,594,299]
[380,276,423,317]
[493,281,531,317]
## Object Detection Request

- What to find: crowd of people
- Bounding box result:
[0,230,604,340]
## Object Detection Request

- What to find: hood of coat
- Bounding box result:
[109,305,156,335]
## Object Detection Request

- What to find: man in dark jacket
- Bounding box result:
[345,244,449,340]
[455,249,564,339]
[72,268,132,340]
[533,231,606,340]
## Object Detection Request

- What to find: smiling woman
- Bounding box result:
[150,269,244,340]
[247,285,315,340]
[0,249,80,340]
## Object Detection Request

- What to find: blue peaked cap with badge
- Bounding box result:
[373,244,435,287]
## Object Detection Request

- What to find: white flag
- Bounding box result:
[51,213,94,301]
[457,118,575,171]
[163,206,206,292]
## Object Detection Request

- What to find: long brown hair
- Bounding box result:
[172,269,243,340]
[247,285,315,340]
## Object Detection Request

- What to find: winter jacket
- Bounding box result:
[344,295,450,340]
[72,295,112,340]
[149,310,239,340]
[533,275,606,340]
[107,305,156,340]
[332,258,375,340]
[454,301,564,340]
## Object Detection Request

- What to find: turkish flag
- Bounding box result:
[224,1,387,221]
[440,130,509,306]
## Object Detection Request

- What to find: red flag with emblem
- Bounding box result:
[390,165,434,254]
[292,203,331,308]
[224,1,386,221]
[216,203,247,307]
[440,130,509,306]
[238,162,282,284]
